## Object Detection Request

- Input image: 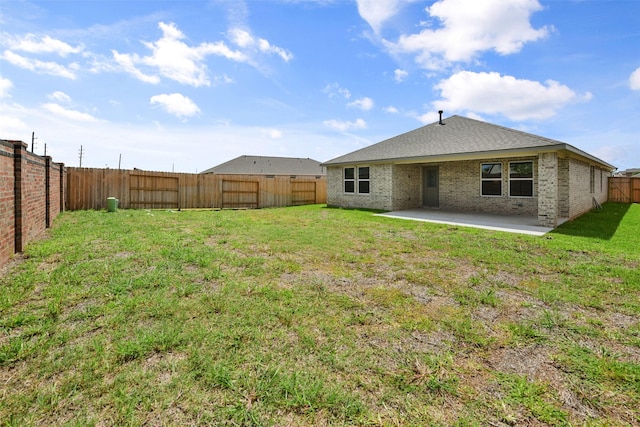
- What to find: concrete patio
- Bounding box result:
[375,209,567,236]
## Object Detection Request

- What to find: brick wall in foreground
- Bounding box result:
[0,139,65,268]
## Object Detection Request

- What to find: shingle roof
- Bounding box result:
[200,155,326,175]
[323,115,614,169]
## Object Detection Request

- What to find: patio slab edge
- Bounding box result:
[375,211,553,236]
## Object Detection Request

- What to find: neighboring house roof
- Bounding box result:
[616,168,640,177]
[200,155,326,175]
[323,115,615,170]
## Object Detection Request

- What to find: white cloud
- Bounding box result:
[150,93,200,119]
[111,51,161,84]
[0,114,27,134]
[630,67,640,91]
[5,34,83,56]
[411,111,440,124]
[213,74,234,85]
[262,128,283,139]
[385,106,399,114]
[42,103,98,122]
[1,50,77,79]
[384,0,550,70]
[0,77,12,98]
[228,28,293,62]
[143,22,247,86]
[323,118,367,132]
[348,96,374,111]
[394,68,408,82]
[48,91,72,103]
[0,91,29,137]
[112,21,247,87]
[433,71,585,121]
[323,83,351,99]
[356,0,406,34]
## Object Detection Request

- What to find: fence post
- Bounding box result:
[13,141,27,253]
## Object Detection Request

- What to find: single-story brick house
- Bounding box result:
[322,114,615,227]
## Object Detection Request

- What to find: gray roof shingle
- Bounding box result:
[200,155,326,175]
[323,115,613,169]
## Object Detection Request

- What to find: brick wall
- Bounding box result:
[323,155,611,227]
[327,164,394,210]
[48,161,64,227]
[567,158,610,220]
[0,140,15,265]
[328,158,540,215]
[558,157,570,218]
[391,164,422,210]
[438,157,539,215]
[538,152,559,227]
[0,140,65,268]
[22,153,47,246]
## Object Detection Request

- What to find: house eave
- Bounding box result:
[322,144,616,171]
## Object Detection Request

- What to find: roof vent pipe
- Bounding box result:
[438,110,444,125]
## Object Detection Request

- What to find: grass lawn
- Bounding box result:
[1,203,639,426]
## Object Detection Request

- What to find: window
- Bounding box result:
[600,170,603,192]
[590,166,595,193]
[343,166,370,194]
[358,167,370,194]
[344,167,355,193]
[481,163,502,196]
[509,161,533,197]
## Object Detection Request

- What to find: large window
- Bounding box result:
[509,161,533,197]
[344,167,355,193]
[343,166,370,194]
[481,163,502,196]
[358,167,370,194]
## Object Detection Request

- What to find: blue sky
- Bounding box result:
[1,0,639,173]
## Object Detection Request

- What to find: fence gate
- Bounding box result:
[222,180,259,209]
[130,174,179,209]
[291,181,316,206]
[609,177,640,203]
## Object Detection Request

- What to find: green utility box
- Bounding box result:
[107,197,119,212]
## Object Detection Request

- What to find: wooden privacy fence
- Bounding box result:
[608,177,640,203]
[66,168,326,210]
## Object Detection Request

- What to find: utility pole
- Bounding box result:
[118,153,122,170]
[31,132,37,152]
[79,145,84,167]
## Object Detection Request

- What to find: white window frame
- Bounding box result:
[343,167,355,194]
[509,161,534,198]
[481,162,502,197]
[357,166,370,194]
[343,166,370,195]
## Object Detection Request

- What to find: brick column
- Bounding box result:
[13,141,27,252]
[59,163,65,213]
[45,156,51,228]
[538,152,559,228]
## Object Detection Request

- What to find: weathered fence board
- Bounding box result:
[130,174,179,209]
[66,168,326,210]
[222,180,259,209]
[608,177,640,203]
[292,181,317,206]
